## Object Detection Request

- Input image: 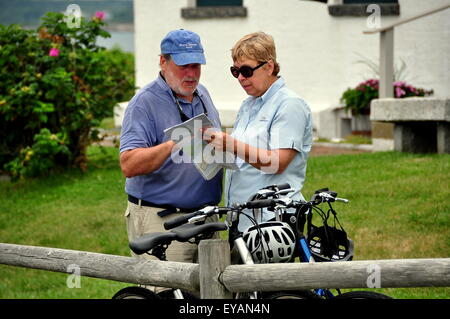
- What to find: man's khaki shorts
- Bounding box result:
[124,201,219,293]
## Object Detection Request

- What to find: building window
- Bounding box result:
[197,0,243,6]
[328,0,399,17]
[181,0,247,19]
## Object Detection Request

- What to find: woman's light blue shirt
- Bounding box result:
[224,77,313,231]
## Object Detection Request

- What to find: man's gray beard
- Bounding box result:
[164,70,198,98]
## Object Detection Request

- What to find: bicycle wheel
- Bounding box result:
[334,291,392,299]
[263,290,321,299]
[157,289,198,299]
[112,286,160,299]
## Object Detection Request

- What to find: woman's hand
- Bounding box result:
[201,127,233,152]
[201,127,296,174]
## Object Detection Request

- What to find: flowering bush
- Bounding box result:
[0,12,135,180]
[340,79,433,115]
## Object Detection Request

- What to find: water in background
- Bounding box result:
[97,31,134,53]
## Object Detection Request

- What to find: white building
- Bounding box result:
[125,0,450,143]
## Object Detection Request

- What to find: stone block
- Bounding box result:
[394,122,437,153]
[317,106,352,140]
[370,97,450,154]
[371,97,450,122]
[437,122,450,154]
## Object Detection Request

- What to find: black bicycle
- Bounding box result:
[113,184,391,299]
[237,185,392,299]
[112,184,300,299]
[112,221,227,299]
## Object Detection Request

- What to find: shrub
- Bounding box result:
[340,79,433,115]
[0,12,135,180]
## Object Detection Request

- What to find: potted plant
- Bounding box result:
[340,79,433,116]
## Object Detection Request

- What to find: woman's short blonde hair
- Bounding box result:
[231,31,280,76]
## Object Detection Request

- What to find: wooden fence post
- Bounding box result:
[198,239,232,299]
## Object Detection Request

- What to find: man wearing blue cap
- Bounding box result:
[119,30,222,292]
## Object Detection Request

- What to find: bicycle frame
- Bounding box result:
[297,230,338,298]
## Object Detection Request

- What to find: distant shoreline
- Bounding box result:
[105,23,134,32]
[21,23,134,32]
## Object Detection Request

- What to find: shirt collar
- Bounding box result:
[243,76,285,114]
[260,76,284,103]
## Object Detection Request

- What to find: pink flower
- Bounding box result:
[95,11,105,20]
[49,48,59,57]
[395,87,406,98]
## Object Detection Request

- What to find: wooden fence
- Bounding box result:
[1,240,449,299]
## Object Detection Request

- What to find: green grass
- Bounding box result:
[0,146,131,298]
[0,147,448,298]
[302,151,449,299]
[316,134,372,145]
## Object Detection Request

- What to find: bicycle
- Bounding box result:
[113,184,295,299]
[163,183,392,299]
[232,185,392,299]
[114,183,391,299]
[112,221,228,299]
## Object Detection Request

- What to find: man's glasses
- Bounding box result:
[230,61,267,78]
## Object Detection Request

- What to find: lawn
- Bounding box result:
[0,146,448,298]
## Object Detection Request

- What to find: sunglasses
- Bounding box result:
[230,61,267,78]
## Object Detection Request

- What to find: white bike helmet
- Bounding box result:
[243,221,296,263]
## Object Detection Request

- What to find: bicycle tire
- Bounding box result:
[112,286,160,299]
[157,289,198,299]
[334,291,392,299]
[262,290,321,299]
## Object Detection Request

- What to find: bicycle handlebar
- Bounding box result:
[163,211,202,230]
[244,199,276,209]
[244,190,349,209]
[163,186,348,230]
[163,206,230,230]
[275,183,291,190]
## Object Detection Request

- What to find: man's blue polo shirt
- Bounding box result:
[120,73,223,209]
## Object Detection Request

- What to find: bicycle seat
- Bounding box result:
[171,222,228,242]
[129,222,228,255]
[129,232,178,255]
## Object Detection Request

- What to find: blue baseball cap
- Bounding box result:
[160,29,206,65]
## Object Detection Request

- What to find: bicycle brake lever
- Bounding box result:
[274,197,293,207]
[275,188,295,196]
[188,215,208,224]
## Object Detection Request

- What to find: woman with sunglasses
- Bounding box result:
[202,31,313,232]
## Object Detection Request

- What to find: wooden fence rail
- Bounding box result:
[222,258,450,292]
[1,240,449,299]
[0,243,200,291]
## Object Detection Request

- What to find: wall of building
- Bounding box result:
[133,0,450,129]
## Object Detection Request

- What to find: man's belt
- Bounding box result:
[127,194,204,217]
